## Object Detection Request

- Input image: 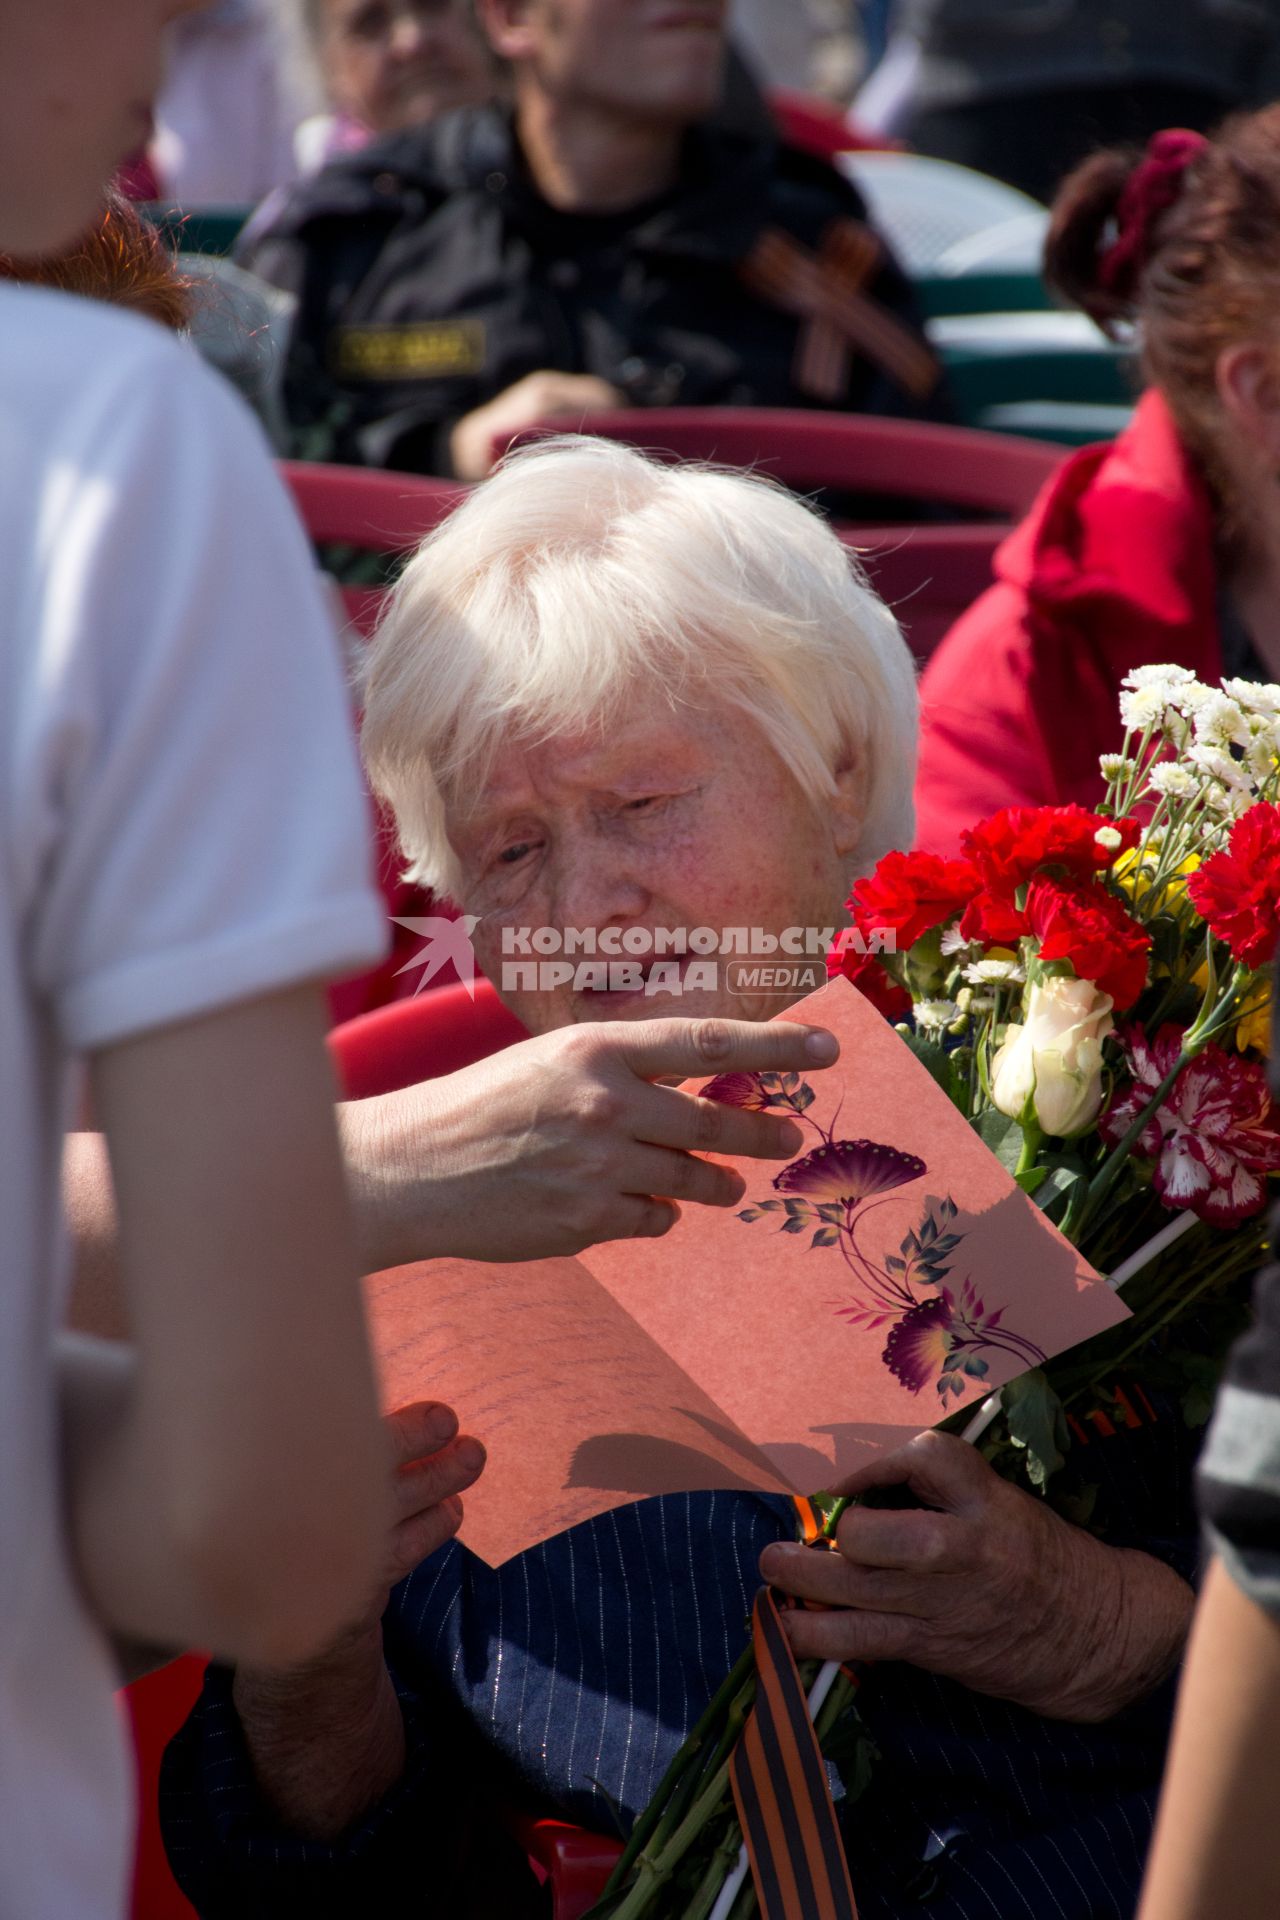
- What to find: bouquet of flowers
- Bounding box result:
[586,665,1279,1920]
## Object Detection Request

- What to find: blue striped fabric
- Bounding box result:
[163,1390,1201,1918]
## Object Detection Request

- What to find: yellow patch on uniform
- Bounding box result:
[332,320,486,381]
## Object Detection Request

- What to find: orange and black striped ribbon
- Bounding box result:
[740,218,941,404]
[729,1586,859,1920]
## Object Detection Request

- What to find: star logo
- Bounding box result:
[390,915,481,998]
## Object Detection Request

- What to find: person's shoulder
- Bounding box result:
[250,104,511,240]
[0,279,184,373]
[766,138,875,229]
[0,283,198,439]
[0,282,274,501]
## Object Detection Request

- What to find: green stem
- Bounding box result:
[1065,1051,1191,1240]
[596,1640,755,1900]
[680,1816,749,1920]
[1014,1122,1043,1180]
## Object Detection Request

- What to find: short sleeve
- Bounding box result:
[13,326,386,1049]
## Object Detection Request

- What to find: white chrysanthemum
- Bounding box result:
[964,957,1026,987]
[1170,680,1218,716]
[1223,677,1280,716]
[1119,684,1172,730]
[1192,692,1248,750]
[1094,824,1124,851]
[1245,732,1277,783]
[915,998,960,1033]
[1148,761,1198,799]
[1099,752,1134,780]
[1187,743,1248,789]
[939,924,972,957]
[1121,663,1196,692]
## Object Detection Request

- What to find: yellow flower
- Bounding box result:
[1112,847,1200,913]
[1236,990,1273,1055]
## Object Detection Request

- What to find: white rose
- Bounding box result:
[990,977,1114,1139]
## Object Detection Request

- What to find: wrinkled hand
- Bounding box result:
[231,1402,483,1836]
[760,1431,1193,1723]
[344,1016,837,1272]
[449,370,624,480]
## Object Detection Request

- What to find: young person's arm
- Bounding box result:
[1136,1556,1280,1920]
[64,986,390,1668]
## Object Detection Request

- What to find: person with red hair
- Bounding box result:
[0,189,190,328]
[915,106,1280,853]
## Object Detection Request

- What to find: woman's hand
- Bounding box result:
[232,1401,483,1838]
[759,1431,1193,1723]
[341,1016,833,1273]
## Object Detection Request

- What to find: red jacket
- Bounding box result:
[913,390,1222,853]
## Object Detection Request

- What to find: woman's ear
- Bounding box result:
[1215,342,1280,473]
[829,757,866,861]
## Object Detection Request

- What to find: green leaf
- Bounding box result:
[1015,1167,1048,1195]
[975,1108,1026,1175]
[1028,1154,1089,1224]
[884,1254,906,1273]
[736,1209,761,1224]
[897,1029,965,1109]
[810,1226,841,1248]
[780,1216,806,1234]
[791,1083,816,1111]
[1001,1369,1070,1492]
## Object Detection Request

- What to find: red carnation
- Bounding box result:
[1186,801,1280,972]
[958,890,1029,948]
[962,806,1140,893]
[831,945,912,1021]
[849,849,978,954]
[1026,877,1151,1009]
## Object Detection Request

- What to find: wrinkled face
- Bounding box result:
[318,0,495,135]
[0,0,203,254]
[445,685,861,1035]
[482,0,726,127]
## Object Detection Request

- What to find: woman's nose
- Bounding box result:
[547,849,651,941]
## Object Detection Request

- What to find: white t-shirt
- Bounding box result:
[0,284,386,1920]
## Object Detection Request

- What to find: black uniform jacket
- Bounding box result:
[240,104,946,474]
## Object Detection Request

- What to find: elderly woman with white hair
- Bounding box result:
[162,440,1196,1920]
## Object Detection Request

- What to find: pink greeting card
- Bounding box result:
[364,978,1127,1565]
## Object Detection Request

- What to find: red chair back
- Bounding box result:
[278,460,467,552]
[850,522,1004,661]
[506,407,1062,522]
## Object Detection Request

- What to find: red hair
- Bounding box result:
[1045,104,1280,495]
[0,191,189,332]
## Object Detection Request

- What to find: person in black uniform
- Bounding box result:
[240,0,945,478]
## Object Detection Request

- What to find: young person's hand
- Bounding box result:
[342,1015,838,1271]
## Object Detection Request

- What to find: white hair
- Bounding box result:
[360,435,918,899]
